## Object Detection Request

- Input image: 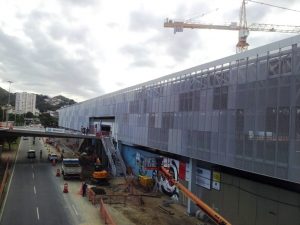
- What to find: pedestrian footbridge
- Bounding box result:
[0,126,97,139]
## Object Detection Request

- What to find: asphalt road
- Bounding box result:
[0,137,77,225]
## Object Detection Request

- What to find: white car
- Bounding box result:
[48,153,58,162]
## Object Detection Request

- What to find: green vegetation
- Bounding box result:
[0,87,15,106]
[8,114,26,126]
[0,136,19,151]
[25,112,34,118]
[39,113,58,127]
[5,136,18,151]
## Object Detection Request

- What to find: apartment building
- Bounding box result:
[15,92,36,115]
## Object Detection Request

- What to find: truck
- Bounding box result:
[27,150,36,159]
[61,158,81,180]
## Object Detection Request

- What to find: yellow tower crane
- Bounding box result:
[164,0,300,52]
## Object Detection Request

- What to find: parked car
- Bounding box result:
[48,153,58,162]
[27,150,36,159]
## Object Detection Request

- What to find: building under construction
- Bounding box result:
[58,35,300,225]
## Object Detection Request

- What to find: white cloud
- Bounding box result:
[0,0,300,101]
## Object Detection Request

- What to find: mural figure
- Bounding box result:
[154,159,179,200]
[122,146,182,200]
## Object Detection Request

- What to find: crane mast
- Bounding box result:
[237,0,249,52]
[164,0,300,52]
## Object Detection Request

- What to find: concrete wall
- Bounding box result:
[191,159,300,225]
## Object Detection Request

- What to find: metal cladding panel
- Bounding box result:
[58,35,300,184]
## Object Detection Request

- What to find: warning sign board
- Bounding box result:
[212,171,221,191]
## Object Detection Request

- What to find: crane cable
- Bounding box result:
[247,0,300,13]
[185,8,219,22]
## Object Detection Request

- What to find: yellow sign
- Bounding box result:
[212,171,221,190]
[213,171,221,182]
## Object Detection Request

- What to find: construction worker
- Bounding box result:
[82,182,87,197]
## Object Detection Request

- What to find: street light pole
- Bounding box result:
[6,81,13,127]
[7,81,13,105]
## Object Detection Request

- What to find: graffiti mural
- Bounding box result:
[121,145,189,199]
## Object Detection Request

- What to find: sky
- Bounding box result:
[0,0,300,102]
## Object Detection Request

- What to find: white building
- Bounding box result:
[15,92,36,115]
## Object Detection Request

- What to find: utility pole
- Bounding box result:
[7,81,13,105]
[6,81,13,127]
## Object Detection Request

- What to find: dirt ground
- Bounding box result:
[91,178,205,225]
[110,197,203,225]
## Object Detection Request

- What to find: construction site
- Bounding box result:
[57,0,300,223]
[1,1,300,225]
[45,135,212,225]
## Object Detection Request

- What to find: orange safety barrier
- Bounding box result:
[78,183,83,195]
[99,198,117,225]
[63,183,69,193]
[87,188,96,205]
[56,169,61,177]
[0,158,10,207]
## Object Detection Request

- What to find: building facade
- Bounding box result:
[58,35,300,224]
[15,92,36,115]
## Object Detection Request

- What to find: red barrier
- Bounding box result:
[63,183,69,193]
[99,198,117,225]
[0,158,10,207]
[56,169,61,177]
[96,131,111,137]
[88,188,96,205]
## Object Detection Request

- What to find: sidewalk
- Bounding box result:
[40,138,105,225]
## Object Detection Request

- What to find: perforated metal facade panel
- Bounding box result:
[59,35,300,184]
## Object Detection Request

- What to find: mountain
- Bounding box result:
[36,95,76,112]
[0,87,76,112]
[0,87,15,106]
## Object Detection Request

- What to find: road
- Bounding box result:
[0,137,77,225]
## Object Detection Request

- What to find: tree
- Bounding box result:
[8,113,15,121]
[25,111,34,118]
[5,135,18,151]
[15,114,25,126]
[39,113,58,127]
[0,108,3,121]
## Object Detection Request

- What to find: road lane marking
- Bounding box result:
[34,186,36,195]
[32,172,35,180]
[36,207,39,220]
[72,204,78,216]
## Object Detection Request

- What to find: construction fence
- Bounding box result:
[0,158,11,209]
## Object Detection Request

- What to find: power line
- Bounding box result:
[247,0,300,13]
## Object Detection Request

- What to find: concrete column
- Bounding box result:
[187,158,198,214]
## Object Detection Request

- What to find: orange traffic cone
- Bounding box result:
[63,183,68,193]
[56,169,61,177]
